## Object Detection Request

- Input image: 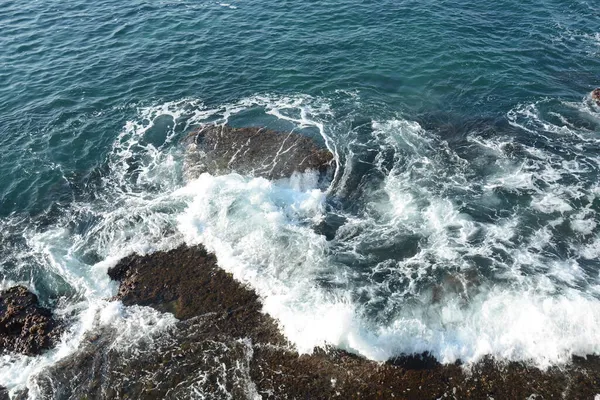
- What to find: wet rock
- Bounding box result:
[35,246,287,399]
[183,125,334,180]
[593,88,600,105]
[33,246,600,399]
[0,386,9,400]
[33,315,270,399]
[0,286,61,355]
[108,245,285,345]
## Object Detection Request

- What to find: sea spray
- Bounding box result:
[1,93,600,395]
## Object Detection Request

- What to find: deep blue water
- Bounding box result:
[1,0,600,393]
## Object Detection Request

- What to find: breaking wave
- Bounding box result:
[1,92,600,395]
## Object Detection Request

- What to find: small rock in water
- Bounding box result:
[0,286,61,355]
[592,88,600,105]
[183,125,334,180]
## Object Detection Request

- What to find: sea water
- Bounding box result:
[1,0,600,394]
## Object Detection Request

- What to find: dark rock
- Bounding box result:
[0,386,9,400]
[0,286,61,355]
[183,125,334,180]
[35,246,288,399]
[387,352,441,370]
[107,245,284,345]
[32,246,600,399]
[593,88,600,105]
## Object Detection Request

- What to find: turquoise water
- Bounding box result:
[1,0,599,215]
[1,0,600,393]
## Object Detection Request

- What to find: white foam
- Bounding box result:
[164,113,600,368]
[0,99,214,392]
[571,213,597,235]
[508,99,600,142]
[579,236,600,260]
[175,171,339,353]
[350,288,600,366]
[217,2,237,9]
[531,193,573,213]
[3,92,600,395]
[0,299,175,398]
[167,168,600,366]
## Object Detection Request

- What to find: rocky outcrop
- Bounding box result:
[107,245,284,345]
[0,286,61,355]
[183,125,334,180]
[32,246,600,399]
[593,88,600,105]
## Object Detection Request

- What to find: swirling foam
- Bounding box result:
[2,93,600,396]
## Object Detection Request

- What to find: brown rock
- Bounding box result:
[107,245,285,345]
[32,246,600,399]
[593,88,600,105]
[0,286,61,355]
[183,125,334,180]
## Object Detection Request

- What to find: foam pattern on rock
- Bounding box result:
[184,125,334,181]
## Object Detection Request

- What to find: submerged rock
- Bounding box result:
[593,88,600,105]
[183,125,334,180]
[32,246,600,399]
[0,286,61,355]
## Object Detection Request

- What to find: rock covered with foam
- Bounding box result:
[31,246,600,399]
[183,125,334,180]
[0,286,61,356]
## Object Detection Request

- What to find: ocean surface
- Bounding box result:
[1,0,600,395]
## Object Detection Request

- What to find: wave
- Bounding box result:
[1,92,600,394]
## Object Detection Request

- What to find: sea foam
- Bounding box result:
[2,93,600,395]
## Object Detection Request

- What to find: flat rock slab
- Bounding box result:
[0,286,61,355]
[184,125,334,180]
[32,246,600,399]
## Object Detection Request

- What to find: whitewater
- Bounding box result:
[1,91,600,394]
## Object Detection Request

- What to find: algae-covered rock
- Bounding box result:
[107,245,283,345]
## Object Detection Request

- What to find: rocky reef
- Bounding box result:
[183,125,334,181]
[31,245,600,399]
[0,286,61,356]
